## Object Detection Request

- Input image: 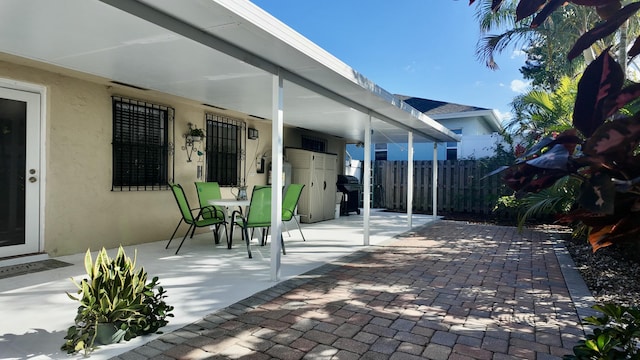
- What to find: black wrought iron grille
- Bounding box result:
[205,113,243,186]
[112,97,173,191]
[301,135,327,153]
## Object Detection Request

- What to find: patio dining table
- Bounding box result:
[208,198,250,245]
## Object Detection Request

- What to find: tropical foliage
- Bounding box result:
[494,76,579,226]
[565,303,640,359]
[516,176,580,228]
[473,0,640,90]
[506,75,578,146]
[61,246,174,355]
[478,0,640,253]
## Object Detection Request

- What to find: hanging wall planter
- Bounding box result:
[188,126,205,139]
[184,123,205,162]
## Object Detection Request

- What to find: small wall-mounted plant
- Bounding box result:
[184,123,205,162]
[61,246,174,356]
[186,122,205,140]
[189,127,205,138]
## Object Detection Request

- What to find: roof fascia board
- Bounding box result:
[99,0,457,143]
[281,68,455,142]
[428,109,502,132]
[217,0,356,82]
[396,101,459,142]
[211,1,458,143]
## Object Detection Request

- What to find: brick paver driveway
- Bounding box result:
[113,221,585,360]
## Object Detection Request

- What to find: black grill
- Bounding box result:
[337,175,362,215]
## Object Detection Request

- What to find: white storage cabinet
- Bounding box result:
[286,148,337,223]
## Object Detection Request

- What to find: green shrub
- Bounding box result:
[565,304,640,359]
[61,246,174,355]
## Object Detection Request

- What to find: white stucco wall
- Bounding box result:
[436,116,495,135]
[346,133,500,161]
[458,133,501,159]
[344,114,501,162]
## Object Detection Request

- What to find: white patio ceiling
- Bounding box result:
[0,0,458,144]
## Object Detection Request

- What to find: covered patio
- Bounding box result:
[0,2,600,359]
[0,1,463,357]
[0,0,458,278]
[0,210,438,359]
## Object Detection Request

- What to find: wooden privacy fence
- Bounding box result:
[372,160,509,215]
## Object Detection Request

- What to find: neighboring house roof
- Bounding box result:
[397,95,503,133]
[397,96,489,115]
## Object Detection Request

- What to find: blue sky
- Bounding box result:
[250,0,529,123]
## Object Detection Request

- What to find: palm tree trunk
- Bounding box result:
[619,20,629,75]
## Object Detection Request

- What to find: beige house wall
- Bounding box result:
[0,54,346,257]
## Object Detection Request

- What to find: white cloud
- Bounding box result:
[404,62,416,73]
[511,49,526,59]
[510,79,529,93]
[496,110,512,123]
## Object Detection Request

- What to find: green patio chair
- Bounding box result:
[195,181,227,245]
[282,184,306,241]
[166,183,226,254]
[229,185,285,258]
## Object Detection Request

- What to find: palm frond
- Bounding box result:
[474,0,518,33]
[516,176,578,229]
[476,27,542,69]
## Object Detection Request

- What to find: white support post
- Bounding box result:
[407,132,414,228]
[270,71,284,282]
[363,116,372,246]
[432,143,438,219]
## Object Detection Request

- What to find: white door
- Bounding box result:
[323,154,338,220]
[0,87,41,257]
[308,153,325,222]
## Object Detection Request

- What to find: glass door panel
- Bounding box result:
[0,87,40,257]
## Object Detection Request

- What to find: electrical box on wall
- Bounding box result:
[248,128,259,140]
[256,156,265,173]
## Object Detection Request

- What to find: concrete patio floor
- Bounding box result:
[0,210,436,360]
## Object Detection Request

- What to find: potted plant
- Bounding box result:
[61,246,174,356]
[188,126,205,142]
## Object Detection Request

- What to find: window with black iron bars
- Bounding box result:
[205,113,244,186]
[112,96,174,191]
[301,134,327,153]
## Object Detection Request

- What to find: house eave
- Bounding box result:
[0,0,457,144]
[428,109,503,132]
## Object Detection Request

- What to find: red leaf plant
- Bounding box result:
[489,0,640,251]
